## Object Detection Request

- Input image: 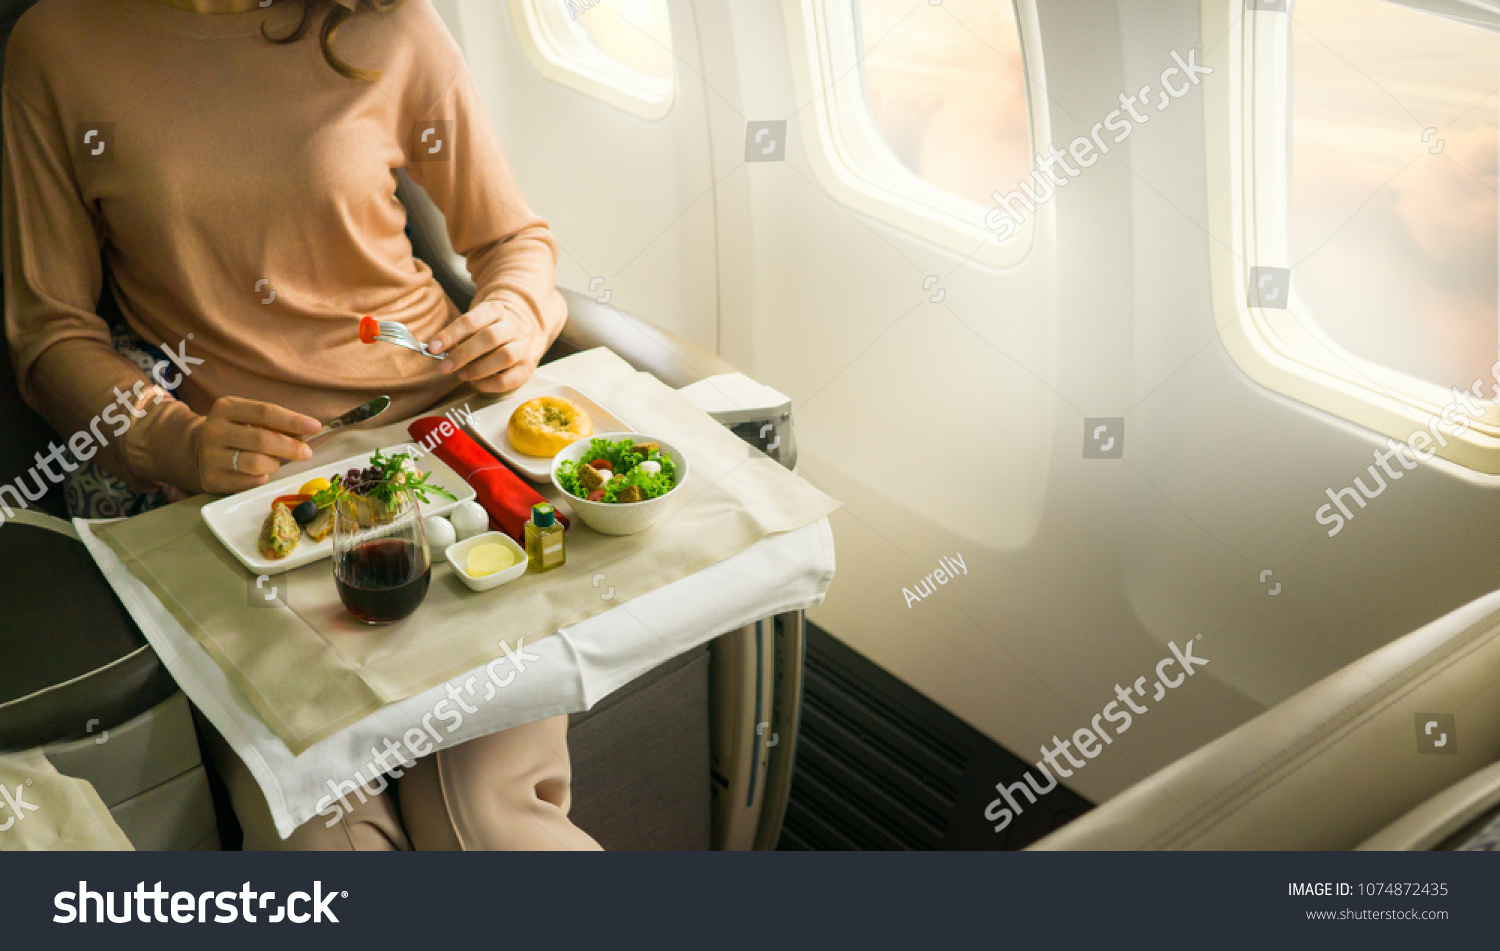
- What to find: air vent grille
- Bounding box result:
[804,651,968,786]
[779,623,1092,850]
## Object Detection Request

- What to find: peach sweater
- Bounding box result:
[2,0,566,491]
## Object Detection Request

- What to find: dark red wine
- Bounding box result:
[336,538,430,624]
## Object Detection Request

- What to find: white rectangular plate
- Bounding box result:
[201,443,477,575]
[467,383,630,482]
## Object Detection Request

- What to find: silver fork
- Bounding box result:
[373,319,446,361]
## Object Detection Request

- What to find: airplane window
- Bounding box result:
[785,0,1039,266]
[575,0,674,84]
[1209,0,1500,471]
[854,0,1032,210]
[509,0,675,120]
[1290,0,1499,393]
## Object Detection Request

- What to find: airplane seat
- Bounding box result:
[0,0,67,518]
[0,511,219,849]
[0,322,61,516]
[1359,760,1500,850]
[393,169,739,387]
[1031,590,1500,851]
[1,0,223,850]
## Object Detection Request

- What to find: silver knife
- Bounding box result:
[309,395,391,442]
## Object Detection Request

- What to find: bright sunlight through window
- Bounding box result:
[1290,0,1499,393]
[784,0,1039,267]
[575,0,674,84]
[855,0,1032,210]
[508,0,675,121]
[1203,0,1500,472]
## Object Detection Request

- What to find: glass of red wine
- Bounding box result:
[332,485,431,625]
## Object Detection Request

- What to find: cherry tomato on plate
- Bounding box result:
[587,489,607,502]
[588,459,613,472]
[359,315,380,345]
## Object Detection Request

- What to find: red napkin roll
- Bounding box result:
[408,416,568,541]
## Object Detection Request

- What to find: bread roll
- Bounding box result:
[507,396,593,457]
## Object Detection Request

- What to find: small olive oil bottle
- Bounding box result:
[525,502,566,572]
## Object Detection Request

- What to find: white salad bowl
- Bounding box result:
[550,433,689,536]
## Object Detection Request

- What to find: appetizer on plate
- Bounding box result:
[290,478,334,541]
[258,501,301,560]
[312,447,457,514]
[251,449,455,560]
[556,437,678,504]
[507,395,593,457]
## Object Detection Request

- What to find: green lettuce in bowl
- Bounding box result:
[550,433,690,536]
[556,436,679,503]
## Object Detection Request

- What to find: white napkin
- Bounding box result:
[76,517,835,838]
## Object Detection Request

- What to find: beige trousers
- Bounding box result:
[205,716,602,851]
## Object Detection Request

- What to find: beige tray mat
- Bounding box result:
[97,349,837,753]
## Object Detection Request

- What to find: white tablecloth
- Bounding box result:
[75,517,835,838]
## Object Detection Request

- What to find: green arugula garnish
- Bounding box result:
[311,447,456,509]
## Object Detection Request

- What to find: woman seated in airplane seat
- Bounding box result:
[2,0,601,850]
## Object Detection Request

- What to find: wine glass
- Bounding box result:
[332,486,432,625]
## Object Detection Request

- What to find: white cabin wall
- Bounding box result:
[452,0,1500,805]
[1111,0,1500,718]
[699,0,1500,804]
[438,0,720,352]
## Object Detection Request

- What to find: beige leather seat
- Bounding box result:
[1358,761,1500,850]
[1032,590,1500,850]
